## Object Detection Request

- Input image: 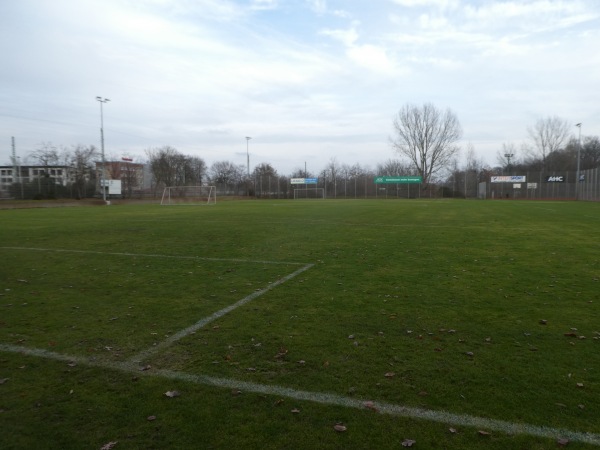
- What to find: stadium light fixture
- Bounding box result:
[96,96,110,203]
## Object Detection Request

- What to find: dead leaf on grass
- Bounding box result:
[384,372,395,378]
[165,390,181,398]
[363,401,377,411]
[100,442,118,450]
[478,430,491,436]
[291,408,300,414]
[0,378,9,384]
[333,424,347,432]
[401,439,416,447]
[139,365,151,371]
[557,438,570,446]
[147,415,156,421]
[449,428,457,434]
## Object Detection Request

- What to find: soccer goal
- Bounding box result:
[293,188,325,199]
[161,186,216,205]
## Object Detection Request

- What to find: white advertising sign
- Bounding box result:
[491,176,526,183]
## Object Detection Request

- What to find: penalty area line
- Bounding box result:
[1,343,599,446]
[128,263,315,365]
[0,246,306,266]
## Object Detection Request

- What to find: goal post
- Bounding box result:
[293,188,325,199]
[161,186,216,205]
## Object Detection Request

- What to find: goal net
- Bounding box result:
[293,188,325,199]
[161,186,216,205]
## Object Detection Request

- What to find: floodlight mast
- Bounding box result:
[246,136,251,178]
[96,96,110,203]
[504,153,514,174]
[246,136,251,197]
[576,123,582,200]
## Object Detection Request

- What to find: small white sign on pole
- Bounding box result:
[101,179,122,195]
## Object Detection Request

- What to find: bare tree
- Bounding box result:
[146,146,181,194]
[289,167,313,179]
[376,159,412,176]
[29,142,60,168]
[323,157,341,197]
[527,116,571,168]
[184,156,207,185]
[390,103,462,185]
[209,160,244,186]
[67,145,98,199]
[253,162,278,178]
[496,142,518,173]
[577,136,600,170]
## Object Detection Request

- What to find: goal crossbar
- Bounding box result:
[293,188,325,199]
[161,186,217,205]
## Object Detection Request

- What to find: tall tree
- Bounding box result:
[184,156,207,185]
[252,162,278,178]
[29,142,60,169]
[527,116,571,169]
[376,159,411,176]
[146,146,181,194]
[496,142,518,173]
[390,103,462,184]
[209,160,244,185]
[67,145,98,199]
[582,136,600,169]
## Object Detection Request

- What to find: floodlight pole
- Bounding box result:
[246,137,251,178]
[504,153,514,174]
[96,96,110,203]
[575,123,582,200]
[246,136,251,197]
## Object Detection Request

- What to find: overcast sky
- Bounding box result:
[1,0,599,175]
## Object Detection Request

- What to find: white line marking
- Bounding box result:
[3,245,599,443]
[0,246,305,266]
[1,343,598,445]
[128,263,314,364]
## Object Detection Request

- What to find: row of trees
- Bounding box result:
[8,143,100,199]
[9,103,600,200]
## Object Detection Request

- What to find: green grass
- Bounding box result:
[1,199,599,449]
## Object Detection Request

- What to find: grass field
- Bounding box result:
[1,199,599,449]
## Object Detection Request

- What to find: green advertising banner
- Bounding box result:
[374,176,422,184]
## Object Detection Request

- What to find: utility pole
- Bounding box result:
[576,123,582,200]
[96,96,110,204]
[246,137,251,178]
[246,136,251,197]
